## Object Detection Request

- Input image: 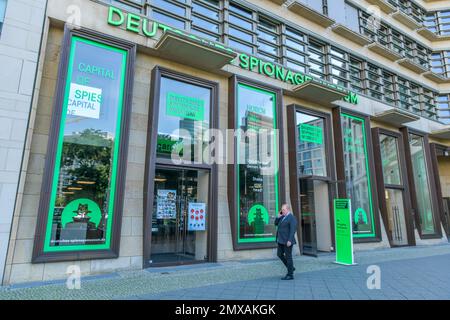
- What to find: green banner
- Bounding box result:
[334,199,355,265]
[166,92,204,121]
[299,123,323,144]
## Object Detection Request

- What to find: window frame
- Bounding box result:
[371,128,416,247]
[400,127,443,240]
[227,75,286,250]
[332,107,382,243]
[32,26,136,263]
[143,66,219,267]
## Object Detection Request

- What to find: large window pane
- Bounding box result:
[156,77,211,163]
[236,83,279,243]
[379,134,402,185]
[44,37,128,250]
[296,112,327,177]
[341,114,375,238]
[409,134,436,235]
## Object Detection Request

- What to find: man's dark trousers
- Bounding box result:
[277,243,294,276]
[275,213,297,277]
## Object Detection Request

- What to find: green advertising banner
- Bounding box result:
[334,199,355,265]
[299,123,323,145]
[166,92,204,121]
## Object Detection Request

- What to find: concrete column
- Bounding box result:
[0,0,47,285]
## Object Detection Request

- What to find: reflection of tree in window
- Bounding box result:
[53,128,113,244]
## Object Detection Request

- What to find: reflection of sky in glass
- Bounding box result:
[64,40,124,138]
[296,111,326,176]
[158,77,210,136]
[238,85,274,127]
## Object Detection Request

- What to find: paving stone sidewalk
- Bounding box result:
[1,244,450,300]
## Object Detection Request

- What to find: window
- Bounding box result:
[340,113,376,238]
[382,71,396,105]
[284,27,308,73]
[191,0,221,40]
[343,2,359,32]
[232,80,281,246]
[366,64,382,100]
[257,17,279,63]
[296,112,327,176]
[328,47,349,88]
[397,77,411,111]
[422,89,437,120]
[0,0,6,34]
[156,76,211,163]
[308,40,326,79]
[431,51,450,78]
[437,94,450,124]
[227,2,255,54]
[299,0,325,14]
[378,133,408,246]
[409,134,436,235]
[349,57,364,93]
[33,33,134,261]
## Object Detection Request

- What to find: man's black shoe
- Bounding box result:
[281,275,294,280]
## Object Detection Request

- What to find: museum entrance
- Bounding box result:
[150,167,210,264]
[287,105,336,257]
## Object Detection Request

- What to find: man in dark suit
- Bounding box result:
[275,203,298,280]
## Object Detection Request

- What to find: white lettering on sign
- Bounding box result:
[67,83,102,119]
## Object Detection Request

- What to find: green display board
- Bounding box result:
[334,199,355,265]
[166,92,204,121]
[299,123,323,144]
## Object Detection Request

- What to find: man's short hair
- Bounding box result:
[283,203,291,211]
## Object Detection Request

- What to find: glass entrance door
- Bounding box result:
[299,178,317,256]
[150,167,209,265]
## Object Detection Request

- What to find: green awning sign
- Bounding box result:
[299,123,323,145]
[166,92,204,121]
[334,199,356,266]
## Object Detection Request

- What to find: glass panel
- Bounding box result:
[229,13,253,30]
[296,112,327,177]
[379,134,402,185]
[151,167,209,263]
[153,11,185,29]
[229,26,253,43]
[156,76,211,163]
[385,189,408,246]
[191,15,219,33]
[236,83,279,243]
[409,134,436,235]
[44,37,128,251]
[299,179,317,255]
[228,38,253,54]
[341,114,375,238]
[152,0,186,16]
[192,1,219,19]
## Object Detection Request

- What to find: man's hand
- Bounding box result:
[287,241,292,247]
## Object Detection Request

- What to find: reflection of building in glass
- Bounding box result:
[240,110,277,224]
[297,119,325,176]
[342,118,370,232]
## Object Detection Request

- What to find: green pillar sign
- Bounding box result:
[334,199,356,265]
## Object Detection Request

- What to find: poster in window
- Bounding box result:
[39,36,128,251]
[157,189,177,219]
[236,83,279,244]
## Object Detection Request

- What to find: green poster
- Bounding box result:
[334,199,355,265]
[299,123,323,144]
[166,92,204,121]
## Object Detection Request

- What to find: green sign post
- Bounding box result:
[334,199,356,265]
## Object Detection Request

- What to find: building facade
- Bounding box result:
[1,0,450,285]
